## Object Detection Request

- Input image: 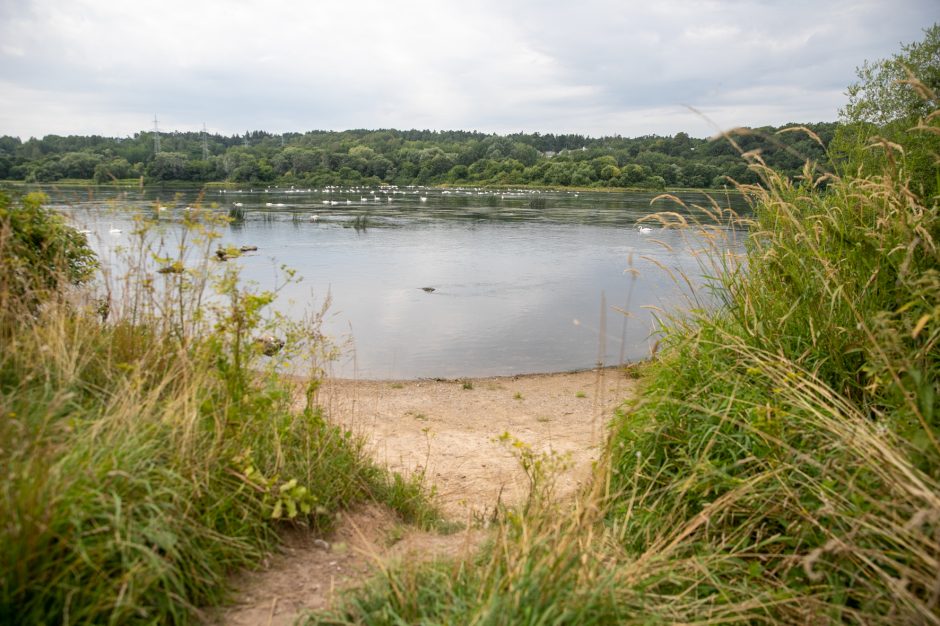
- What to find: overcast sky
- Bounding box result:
[0,0,935,139]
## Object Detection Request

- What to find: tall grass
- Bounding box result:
[321,97,939,623]
[604,116,939,621]
[0,195,435,624]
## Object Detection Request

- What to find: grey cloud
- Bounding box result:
[0,0,937,138]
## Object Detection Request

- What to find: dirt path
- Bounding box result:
[217,368,635,625]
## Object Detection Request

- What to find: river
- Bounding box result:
[39,184,748,379]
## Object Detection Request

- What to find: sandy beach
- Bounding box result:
[219,368,637,625]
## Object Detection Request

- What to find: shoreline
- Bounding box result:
[319,367,639,518]
[3,179,739,196]
[223,365,641,624]
[323,363,643,385]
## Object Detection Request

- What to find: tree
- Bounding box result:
[842,24,940,126]
[620,164,649,186]
[835,24,940,199]
[591,155,618,178]
[25,159,64,182]
[221,148,260,182]
[93,158,133,183]
[446,164,469,182]
[510,142,540,166]
[59,152,102,179]
[0,192,97,312]
[147,152,188,181]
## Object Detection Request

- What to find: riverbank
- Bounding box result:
[217,367,638,625]
[319,74,940,622]
[0,191,439,624]
[1,178,736,196]
[322,368,637,518]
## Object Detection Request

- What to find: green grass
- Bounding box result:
[0,196,437,624]
[602,122,939,620]
[318,95,939,624]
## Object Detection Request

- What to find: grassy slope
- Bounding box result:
[0,197,435,624]
[320,122,939,621]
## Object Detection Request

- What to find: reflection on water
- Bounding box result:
[40,185,748,379]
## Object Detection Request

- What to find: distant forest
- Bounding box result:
[0,123,837,189]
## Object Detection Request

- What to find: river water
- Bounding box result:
[39,184,748,379]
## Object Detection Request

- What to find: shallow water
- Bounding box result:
[42,185,747,378]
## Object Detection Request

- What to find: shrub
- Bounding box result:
[0,191,96,316]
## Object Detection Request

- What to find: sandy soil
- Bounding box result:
[216,368,636,625]
[217,504,486,626]
[321,368,635,518]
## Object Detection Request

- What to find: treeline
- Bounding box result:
[0,122,837,189]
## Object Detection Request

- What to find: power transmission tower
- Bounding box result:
[202,123,209,160]
[153,115,161,154]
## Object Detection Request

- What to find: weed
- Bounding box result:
[0,194,434,624]
[385,525,406,547]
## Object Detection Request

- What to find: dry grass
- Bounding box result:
[321,96,939,624]
[0,196,435,624]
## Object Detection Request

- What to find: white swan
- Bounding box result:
[637,226,652,234]
[108,224,122,234]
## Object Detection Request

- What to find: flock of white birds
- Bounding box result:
[95,185,660,235]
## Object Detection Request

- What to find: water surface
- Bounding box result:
[41,185,747,378]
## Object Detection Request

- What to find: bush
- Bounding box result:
[606,99,939,620]
[0,200,433,624]
[0,191,96,314]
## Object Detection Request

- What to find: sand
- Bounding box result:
[216,368,636,625]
